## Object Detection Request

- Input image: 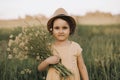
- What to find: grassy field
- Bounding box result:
[0,24,120,80]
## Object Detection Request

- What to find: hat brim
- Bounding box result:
[47,14,76,30]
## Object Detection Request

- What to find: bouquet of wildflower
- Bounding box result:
[7,26,72,79]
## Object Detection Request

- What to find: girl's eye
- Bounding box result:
[63,26,68,29]
[54,26,59,29]
[53,26,68,30]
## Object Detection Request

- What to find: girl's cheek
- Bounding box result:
[53,31,58,36]
[53,30,59,34]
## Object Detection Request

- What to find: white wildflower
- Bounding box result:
[24,55,28,59]
[20,71,25,74]
[13,48,17,54]
[36,56,40,60]
[19,42,25,48]
[29,33,33,36]
[15,36,20,44]
[15,55,19,59]
[7,48,11,51]
[24,69,32,74]
[43,76,46,79]
[36,31,39,34]
[9,34,14,39]
[25,39,28,44]
[18,33,22,38]
[22,36,25,40]
[17,52,25,60]
[8,39,14,47]
[35,33,39,37]
[28,70,32,74]
[8,54,13,59]
[30,46,33,50]
[25,47,28,50]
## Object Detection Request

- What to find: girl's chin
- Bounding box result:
[56,38,67,41]
[55,36,68,41]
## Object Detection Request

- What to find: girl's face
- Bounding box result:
[53,18,70,41]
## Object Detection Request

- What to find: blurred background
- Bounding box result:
[0,0,120,80]
[0,0,120,27]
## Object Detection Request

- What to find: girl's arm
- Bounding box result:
[77,54,89,80]
[38,59,49,71]
[38,55,60,71]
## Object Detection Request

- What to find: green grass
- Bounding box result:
[0,24,120,80]
[75,24,120,80]
[0,27,22,41]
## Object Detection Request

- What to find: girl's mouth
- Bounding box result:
[58,35,64,36]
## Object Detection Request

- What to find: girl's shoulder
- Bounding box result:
[71,41,81,47]
[71,41,83,51]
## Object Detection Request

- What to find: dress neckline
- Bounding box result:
[52,41,73,48]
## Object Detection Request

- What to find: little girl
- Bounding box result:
[38,9,89,80]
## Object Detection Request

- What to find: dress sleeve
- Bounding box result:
[76,44,83,57]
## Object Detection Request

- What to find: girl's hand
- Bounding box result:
[45,55,60,64]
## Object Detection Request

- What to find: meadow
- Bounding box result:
[0,24,120,80]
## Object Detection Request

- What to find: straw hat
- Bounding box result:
[47,8,76,34]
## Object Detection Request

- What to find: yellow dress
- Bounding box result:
[46,41,82,80]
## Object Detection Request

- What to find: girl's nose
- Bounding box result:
[59,29,63,33]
